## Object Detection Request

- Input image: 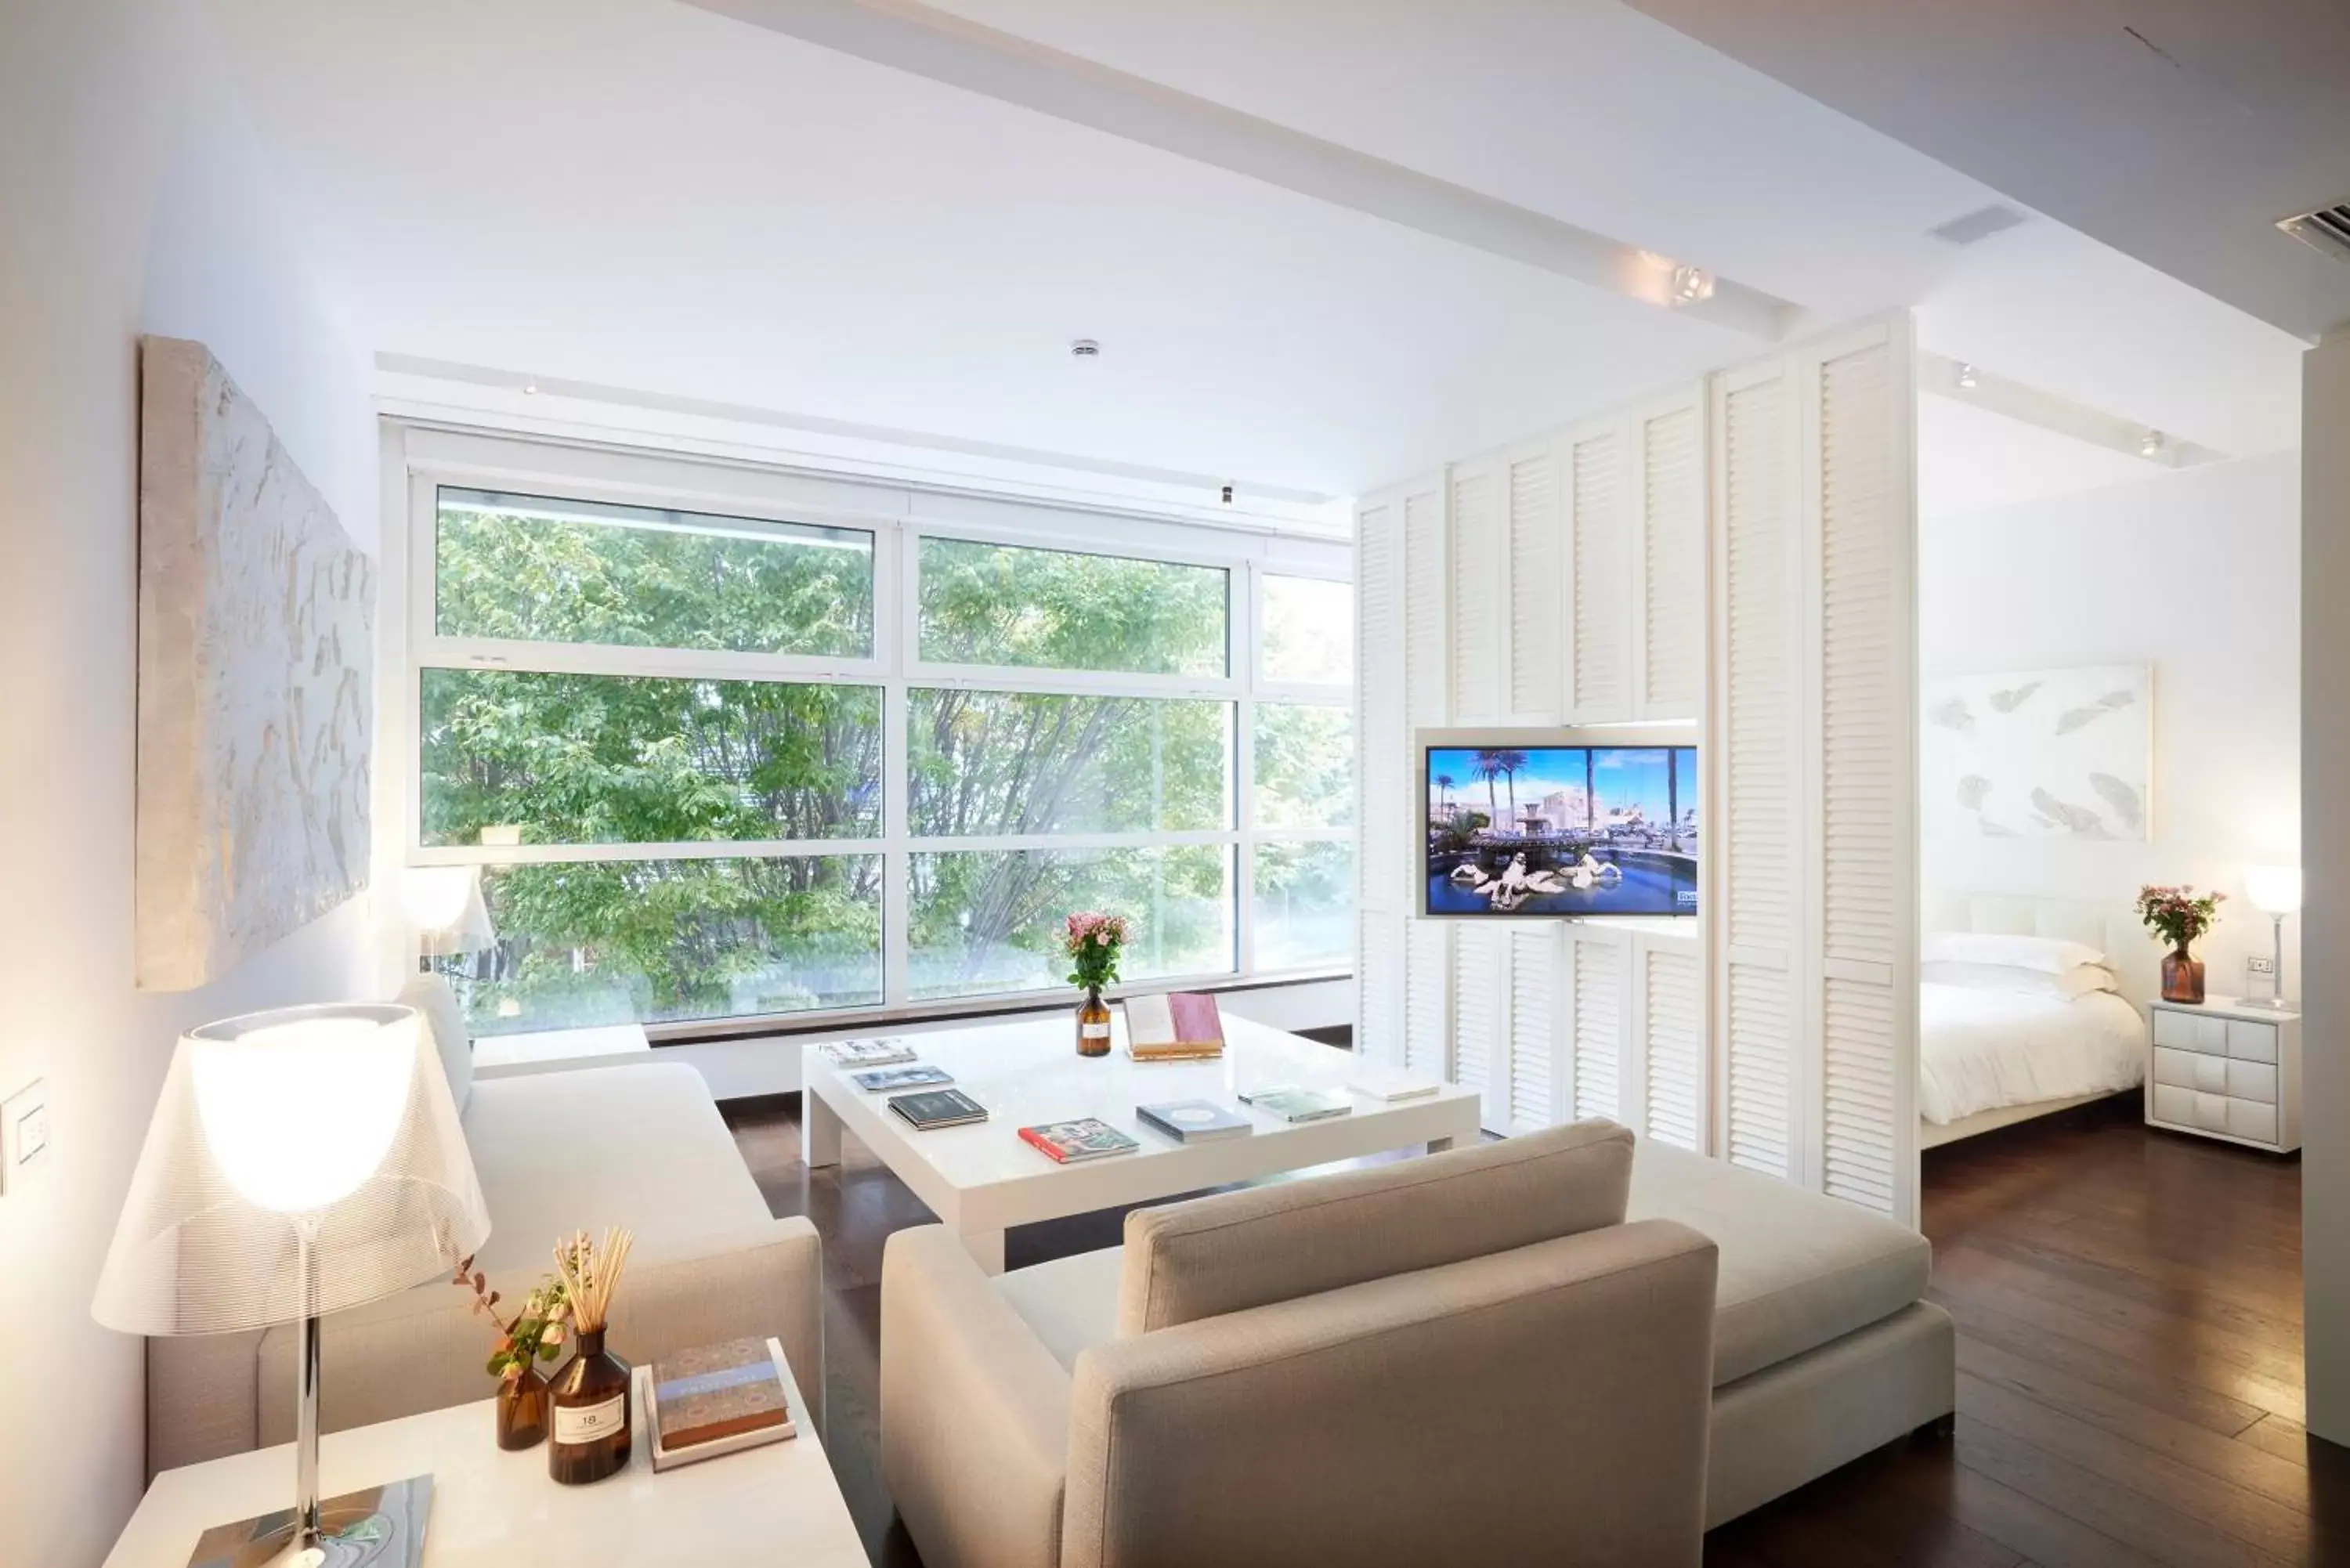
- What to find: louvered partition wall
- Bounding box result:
[1354,490,1408,1063]
[1813,337,1915,1216]
[1505,439,1563,721]
[1637,400,1705,718]
[1715,367,1800,1180]
[1353,313,1915,1221]
[1566,426,1628,721]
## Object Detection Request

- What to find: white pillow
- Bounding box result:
[1921,930,2108,975]
[1923,960,2117,1002]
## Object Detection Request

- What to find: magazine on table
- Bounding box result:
[821,1038,918,1069]
[1136,1099,1252,1143]
[851,1064,954,1093]
[888,1088,989,1130]
[1018,1118,1142,1163]
[1246,1087,1353,1124]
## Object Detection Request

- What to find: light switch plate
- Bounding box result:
[1,1078,49,1193]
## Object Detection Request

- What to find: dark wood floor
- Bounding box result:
[725,1091,2341,1567]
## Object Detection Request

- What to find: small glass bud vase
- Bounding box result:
[548,1327,632,1484]
[1076,985,1113,1057]
[497,1364,548,1451]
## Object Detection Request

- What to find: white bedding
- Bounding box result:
[1918,983,2146,1125]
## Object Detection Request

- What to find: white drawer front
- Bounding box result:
[2152,1009,2196,1049]
[2226,1099,2278,1144]
[2227,1019,2278,1063]
[2228,1060,2279,1104]
[2196,1016,2231,1052]
[2151,1084,2194,1126]
[2152,1048,2200,1089]
[2192,1091,2231,1133]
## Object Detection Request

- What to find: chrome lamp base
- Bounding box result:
[185,1476,432,1568]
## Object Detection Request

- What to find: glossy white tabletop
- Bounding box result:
[804,1013,1480,1234]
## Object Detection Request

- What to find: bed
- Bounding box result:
[1918,894,2153,1149]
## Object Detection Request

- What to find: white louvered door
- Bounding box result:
[1564,422,1630,721]
[1713,363,1802,1181]
[1449,457,1504,723]
[1640,937,1705,1151]
[1504,437,1564,722]
[1808,329,1917,1219]
[1398,475,1452,1079]
[1354,488,1408,1064]
[1452,923,1510,1130]
[1404,918,1453,1082]
[1508,924,1564,1130]
[1566,927,1628,1125]
[1634,396,1706,720]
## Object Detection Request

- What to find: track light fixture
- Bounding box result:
[1954,363,1979,390]
[2140,429,2167,459]
[1670,265,1715,305]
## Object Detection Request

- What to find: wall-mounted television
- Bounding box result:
[1423,735,1699,918]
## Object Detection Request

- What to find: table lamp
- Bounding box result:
[401,865,496,974]
[2243,865,2303,1010]
[94,1003,490,1567]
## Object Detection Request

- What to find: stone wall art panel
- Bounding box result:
[1921,663,2151,843]
[136,336,373,990]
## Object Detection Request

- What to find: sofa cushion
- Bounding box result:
[1119,1118,1634,1335]
[461,1061,770,1270]
[400,972,472,1114]
[995,1246,1123,1371]
[1626,1141,1931,1386]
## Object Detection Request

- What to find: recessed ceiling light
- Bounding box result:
[1070,338,1101,359]
[1669,266,1714,305]
[2140,429,2167,459]
[1954,363,1979,390]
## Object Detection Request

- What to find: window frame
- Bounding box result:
[392,428,1352,1039]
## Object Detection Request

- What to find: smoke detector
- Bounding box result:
[2278,201,2350,266]
[1070,338,1101,359]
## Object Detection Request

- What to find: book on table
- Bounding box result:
[821,1038,917,1069]
[1123,991,1225,1059]
[851,1064,953,1093]
[1347,1075,1441,1103]
[1246,1087,1353,1123]
[1136,1099,1253,1143]
[1019,1118,1142,1163]
[642,1335,796,1472]
[888,1087,990,1130]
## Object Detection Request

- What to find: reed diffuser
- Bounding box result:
[547,1226,636,1485]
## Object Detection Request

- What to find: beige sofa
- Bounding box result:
[883,1120,1723,1568]
[881,1119,1952,1567]
[146,989,821,1476]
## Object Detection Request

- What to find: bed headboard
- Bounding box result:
[1922,893,2156,1015]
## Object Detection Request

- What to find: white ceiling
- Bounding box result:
[207,0,2307,507]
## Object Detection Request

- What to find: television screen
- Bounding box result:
[1425,744,1698,917]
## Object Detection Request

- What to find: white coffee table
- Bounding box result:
[105,1348,862,1567]
[801,1013,1480,1273]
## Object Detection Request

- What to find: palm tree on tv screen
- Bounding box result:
[1434,771,1456,820]
[1470,750,1506,826]
[1493,749,1530,830]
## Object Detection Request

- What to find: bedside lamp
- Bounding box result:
[2243,865,2303,1010]
[94,1003,490,1567]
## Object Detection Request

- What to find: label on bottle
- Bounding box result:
[1082,1021,1111,1039]
[554,1393,627,1446]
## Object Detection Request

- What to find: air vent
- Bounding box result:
[1928,204,2029,247]
[2279,202,2350,266]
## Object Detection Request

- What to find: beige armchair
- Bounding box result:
[880,1120,1718,1568]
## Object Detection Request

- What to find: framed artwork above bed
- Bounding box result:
[1921,663,2151,842]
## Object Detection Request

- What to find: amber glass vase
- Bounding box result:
[2161,948,2207,1005]
[497,1365,548,1451]
[548,1328,632,1484]
[1076,985,1113,1057]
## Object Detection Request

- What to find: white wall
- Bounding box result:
[0,3,375,1562]
[1919,451,2301,992]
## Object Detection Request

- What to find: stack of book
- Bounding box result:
[889,1088,989,1130]
[1123,992,1224,1061]
[819,1038,916,1069]
[641,1335,797,1472]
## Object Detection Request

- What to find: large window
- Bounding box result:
[407,471,1350,1036]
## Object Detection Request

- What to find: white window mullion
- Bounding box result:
[880,518,913,1007]
[1236,561,1260,975]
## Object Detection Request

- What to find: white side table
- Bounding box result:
[473,1022,653,1080]
[106,1350,864,1566]
[2146,995,2301,1153]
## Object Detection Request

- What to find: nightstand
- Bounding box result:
[2146,995,2301,1153]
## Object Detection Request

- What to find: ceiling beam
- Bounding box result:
[682,0,1798,339]
[1919,351,2228,469]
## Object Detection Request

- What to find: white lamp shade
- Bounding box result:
[403,865,497,955]
[2246,865,2304,916]
[93,1003,490,1337]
